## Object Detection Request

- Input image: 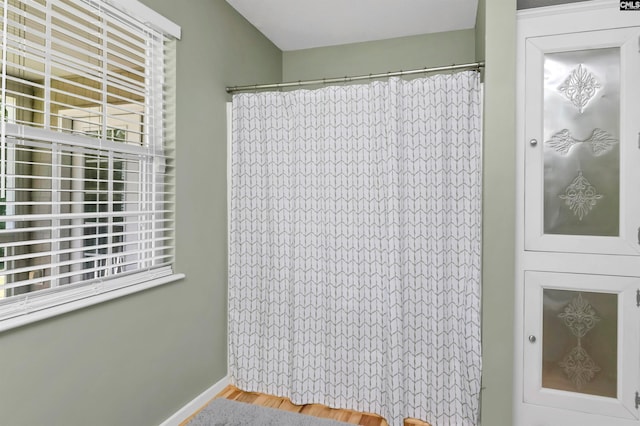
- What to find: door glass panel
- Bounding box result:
[542,289,617,398]
[543,48,620,236]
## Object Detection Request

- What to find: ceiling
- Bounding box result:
[225,0,479,51]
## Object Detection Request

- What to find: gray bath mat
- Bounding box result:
[187,398,354,426]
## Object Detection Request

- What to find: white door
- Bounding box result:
[523,271,639,422]
[517,3,640,426]
[524,26,640,255]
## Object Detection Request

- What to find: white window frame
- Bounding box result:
[0,0,183,332]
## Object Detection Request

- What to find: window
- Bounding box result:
[0,0,181,328]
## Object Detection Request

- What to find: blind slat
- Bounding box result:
[0,235,173,264]
[1,225,174,250]
[0,220,173,235]
[0,255,174,292]
[4,124,157,156]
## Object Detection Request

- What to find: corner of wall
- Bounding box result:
[475,0,486,62]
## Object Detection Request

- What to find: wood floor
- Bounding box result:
[181,384,431,426]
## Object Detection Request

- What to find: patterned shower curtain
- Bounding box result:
[229,72,482,426]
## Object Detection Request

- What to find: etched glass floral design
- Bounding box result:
[546,128,618,156]
[557,293,602,390]
[559,172,603,221]
[558,293,600,338]
[558,346,601,390]
[558,64,601,113]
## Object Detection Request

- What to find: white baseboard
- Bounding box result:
[160,375,231,426]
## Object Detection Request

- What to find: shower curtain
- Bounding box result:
[229,72,482,426]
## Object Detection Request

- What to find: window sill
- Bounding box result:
[0,272,185,333]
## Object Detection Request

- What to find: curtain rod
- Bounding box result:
[226,61,484,94]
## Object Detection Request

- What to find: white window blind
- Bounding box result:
[0,0,180,324]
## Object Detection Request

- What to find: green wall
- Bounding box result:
[0,1,281,425]
[478,0,517,425]
[283,29,476,82]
